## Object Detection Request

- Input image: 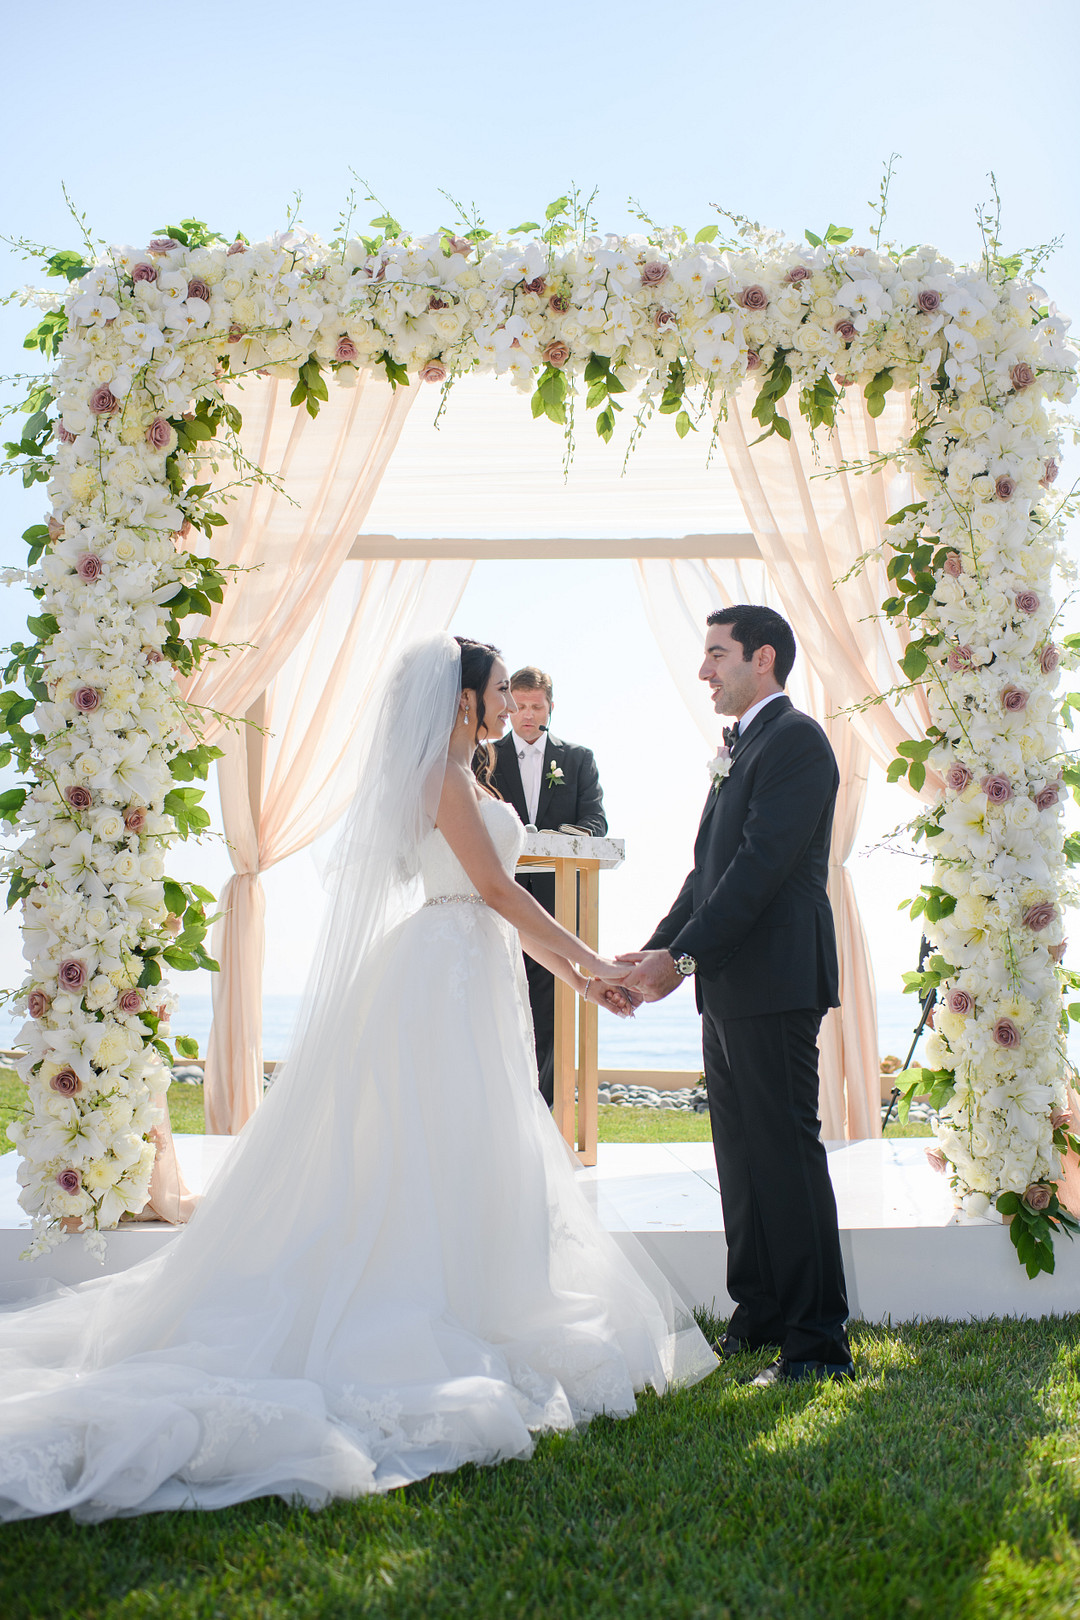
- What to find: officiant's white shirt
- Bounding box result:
[736,690,786,735]
[515,733,546,823]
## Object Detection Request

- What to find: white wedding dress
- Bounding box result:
[0,795,714,1520]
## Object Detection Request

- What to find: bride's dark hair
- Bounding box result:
[455,636,502,789]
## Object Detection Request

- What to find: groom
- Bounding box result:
[616,606,853,1385]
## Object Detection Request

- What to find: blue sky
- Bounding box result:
[0,0,1076,1025]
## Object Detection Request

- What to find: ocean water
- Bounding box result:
[18,982,928,1073]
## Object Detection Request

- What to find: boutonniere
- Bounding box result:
[545,761,565,790]
[708,746,733,793]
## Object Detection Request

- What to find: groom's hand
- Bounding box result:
[615,949,681,1003]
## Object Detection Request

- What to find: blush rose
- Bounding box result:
[981,774,1013,804]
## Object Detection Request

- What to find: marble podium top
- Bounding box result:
[518,831,625,870]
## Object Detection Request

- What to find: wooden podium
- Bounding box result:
[515,831,626,1166]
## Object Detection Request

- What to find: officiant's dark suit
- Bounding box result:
[492,671,607,1106]
[645,617,850,1371]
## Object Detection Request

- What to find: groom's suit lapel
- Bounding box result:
[697,696,793,840]
[533,735,563,828]
[731,693,792,759]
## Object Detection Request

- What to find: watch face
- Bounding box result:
[675,954,697,976]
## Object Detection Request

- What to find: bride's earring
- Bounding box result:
[462,705,469,727]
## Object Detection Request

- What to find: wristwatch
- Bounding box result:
[669,951,697,978]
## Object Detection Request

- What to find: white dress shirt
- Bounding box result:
[515,732,547,824]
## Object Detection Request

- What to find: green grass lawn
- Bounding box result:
[0,1075,931,1151]
[0,1317,1077,1619]
[0,1074,1075,1615]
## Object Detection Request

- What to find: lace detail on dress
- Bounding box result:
[419,797,525,900]
[181,1379,288,1478]
[0,1433,83,1511]
[334,1388,450,1450]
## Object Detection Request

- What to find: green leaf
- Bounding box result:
[996,1191,1020,1216]
[773,416,792,441]
[675,411,693,439]
[885,501,928,527]
[804,230,823,248]
[508,221,542,235]
[137,955,162,988]
[886,758,908,783]
[6,867,34,910]
[46,249,91,283]
[901,645,929,680]
[174,1035,200,1059]
[545,196,570,221]
[694,226,719,244]
[825,224,854,244]
[908,761,926,793]
[596,408,615,443]
[163,880,187,917]
[0,788,27,821]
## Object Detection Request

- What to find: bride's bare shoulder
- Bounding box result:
[435,759,487,823]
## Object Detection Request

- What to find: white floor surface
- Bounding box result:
[2,1136,1077,1320]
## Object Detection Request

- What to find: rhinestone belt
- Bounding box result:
[423,893,487,907]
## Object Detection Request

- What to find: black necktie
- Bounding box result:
[723,721,740,749]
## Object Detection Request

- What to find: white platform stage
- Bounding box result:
[2,1136,1078,1320]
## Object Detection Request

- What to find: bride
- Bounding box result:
[0,632,715,1521]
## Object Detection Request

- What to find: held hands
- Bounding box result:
[610,949,682,1004]
[579,955,640,1019]
[583,978,638,1018]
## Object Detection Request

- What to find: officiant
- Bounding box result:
[492,666,608,1105]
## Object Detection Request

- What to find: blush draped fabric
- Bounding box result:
[634,555,879,1139]
[204,559,472,1133]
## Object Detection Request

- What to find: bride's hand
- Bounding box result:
[584,979,636,1018]
[586,955,631,983]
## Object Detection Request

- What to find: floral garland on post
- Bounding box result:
[0,199,1076,1269]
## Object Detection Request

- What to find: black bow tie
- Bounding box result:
[723,722,740,749]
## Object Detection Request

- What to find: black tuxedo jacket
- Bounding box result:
[646,695,839,1020]
[492,732,607,838]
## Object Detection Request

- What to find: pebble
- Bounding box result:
[597,1080,936,1126]
[171,1065,205,1086]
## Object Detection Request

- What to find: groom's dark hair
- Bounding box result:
[707,605,796,687]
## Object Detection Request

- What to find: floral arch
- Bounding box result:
[2,200,1079,1274]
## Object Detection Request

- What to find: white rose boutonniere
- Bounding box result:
[545,761,564,790]
[708,746,733,793]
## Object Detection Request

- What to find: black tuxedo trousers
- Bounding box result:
[702,1004,849,1363]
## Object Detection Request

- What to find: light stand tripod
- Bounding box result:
[881,934,936,1130]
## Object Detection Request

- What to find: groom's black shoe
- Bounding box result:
[743,1356,856,1387]
[713,1332,776,1360]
